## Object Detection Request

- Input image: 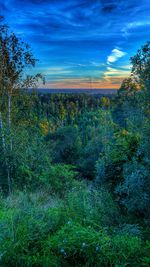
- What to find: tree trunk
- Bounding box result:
[8,93,13,151]
[7,167,11,194]
[7,92,13,193]
[0,111,6,149]
[8,93,11,129]
[0,111,11,193]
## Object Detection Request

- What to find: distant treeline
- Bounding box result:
[33,88,117,94]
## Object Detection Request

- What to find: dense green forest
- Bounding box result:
[0,21,150,267]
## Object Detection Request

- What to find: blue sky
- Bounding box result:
[1,0,150,89]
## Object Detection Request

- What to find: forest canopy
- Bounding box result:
[0,21,150,267]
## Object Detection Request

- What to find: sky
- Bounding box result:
[1,0,150,89]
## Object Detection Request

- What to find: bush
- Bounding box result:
[0,192,65,266]
[0,189,147,267]
[63,186,120,229]
[40,164,79,196]
[115,160,150,216]
[44,222,142,267]
[45,222,110,267]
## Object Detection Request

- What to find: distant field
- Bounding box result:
[35,88,117,95]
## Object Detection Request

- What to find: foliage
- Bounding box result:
[48,125,82,165]
[40,164,79,196]
[118,77,139,99]
[131,41,150,88]
[0,22,150,266]
[0,190,145,267]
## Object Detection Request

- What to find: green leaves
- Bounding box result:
[131,41,150,87]
[40,164,79,196]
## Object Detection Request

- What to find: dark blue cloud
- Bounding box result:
[1,0,150,88]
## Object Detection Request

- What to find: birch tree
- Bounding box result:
[0,18,44,193]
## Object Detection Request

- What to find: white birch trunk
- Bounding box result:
[0,111,11,193]
[8,93,11,129]
[8,93,13,151]
[8,92,13,192]
[0,111,6,149]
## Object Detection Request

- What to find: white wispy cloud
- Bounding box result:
[120,64,132,70]
[90,61,106,67]
[107,48,127,64]
[104,67,130,77]
[45,67,73,75]
[122,21,150,37]
[77,63,86,67]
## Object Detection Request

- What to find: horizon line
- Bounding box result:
[36,88,118,90]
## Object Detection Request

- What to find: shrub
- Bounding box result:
[0,190,146,267]
[142,241,150,266]
[45,222,110,267]
[40,164,79,196]
[44,222,142,267]
[0,192,65,266]
[115,160,150,216]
